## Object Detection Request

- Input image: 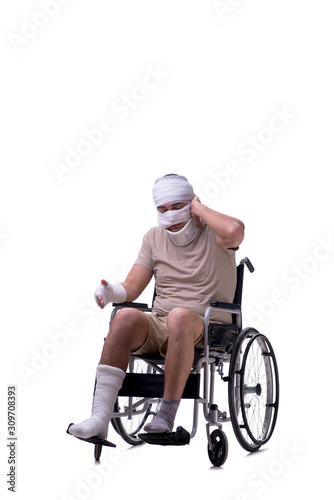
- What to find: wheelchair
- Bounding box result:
[93,257,279,467]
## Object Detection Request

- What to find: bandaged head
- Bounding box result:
[152,174,199,246]
[152,174,195,208]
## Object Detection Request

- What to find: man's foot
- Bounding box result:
[67,365,125,440]
[144,398,180,433]
[67,417,107,439]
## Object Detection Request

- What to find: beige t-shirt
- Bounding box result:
[134,222,237,322]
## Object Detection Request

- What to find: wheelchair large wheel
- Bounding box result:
[228,328,279,452]
[111,358,160,446]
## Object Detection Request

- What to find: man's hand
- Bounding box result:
[95,280,108,309]
[191,195,202,228]
[94,280,127,309]
[190,195,245,250]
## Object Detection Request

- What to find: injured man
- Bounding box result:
[67,173,244,441]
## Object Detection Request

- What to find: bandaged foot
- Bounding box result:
[68,365,125,439]
[144,398,180,433]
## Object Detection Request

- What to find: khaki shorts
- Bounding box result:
[132,312,205,357]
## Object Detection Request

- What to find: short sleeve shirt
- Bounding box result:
[134,222,237,322]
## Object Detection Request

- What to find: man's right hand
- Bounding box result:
[94,280,127,309]
[95,280,109,309]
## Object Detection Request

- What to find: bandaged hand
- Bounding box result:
[94,280,127,309]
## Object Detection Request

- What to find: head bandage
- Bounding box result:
[152,174,194,208]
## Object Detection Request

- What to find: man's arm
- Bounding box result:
[95,265,153,309]
[121,264,154,302]
[191,196,245,250]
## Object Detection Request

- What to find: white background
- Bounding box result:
[1,1,333,499]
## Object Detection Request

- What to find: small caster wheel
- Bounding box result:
[94,444,102,462]
[207,429,228,467]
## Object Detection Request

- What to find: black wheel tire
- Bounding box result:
[228,328,279,452]
[207,429,228,467]
[240,333,279,446]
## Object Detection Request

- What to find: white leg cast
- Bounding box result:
[68,365,125,439]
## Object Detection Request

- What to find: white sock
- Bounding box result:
[68,365,125,439]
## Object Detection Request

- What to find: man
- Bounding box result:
[68,174,244,440]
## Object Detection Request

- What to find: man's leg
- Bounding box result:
[163,307,203,399]
[68,308,149,439]
[100,308,149,370]
[144,307,203,433]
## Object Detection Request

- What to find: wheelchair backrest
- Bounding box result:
[232,257,254,323]
[233,263,245,307]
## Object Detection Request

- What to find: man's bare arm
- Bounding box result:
[191,196,245,250]
[121,264,154,302]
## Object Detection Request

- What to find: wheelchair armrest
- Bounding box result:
[109,302,152,327]
[203,301,242,355]
[204,301,241,329]
[210,301,241,311]
[112,301,150,309]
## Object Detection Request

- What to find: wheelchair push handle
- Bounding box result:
[240,257,254,273]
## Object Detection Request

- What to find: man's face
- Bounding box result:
[157,201,188,232]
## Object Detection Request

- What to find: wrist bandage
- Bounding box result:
[94,281,127,307]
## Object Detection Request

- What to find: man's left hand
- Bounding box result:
[191,195,202,228]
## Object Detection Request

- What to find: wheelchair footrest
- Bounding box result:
[138,426,190,446]
[66,424,116,448]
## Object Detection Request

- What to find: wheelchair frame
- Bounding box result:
[95,257,279,466]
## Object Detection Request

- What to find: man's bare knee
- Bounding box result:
[109,308,147,335]
[167,307,203,342]
[167,307,202,330]
[110,308,149,347]
[101,308,149,369]
[167,307,191,327]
